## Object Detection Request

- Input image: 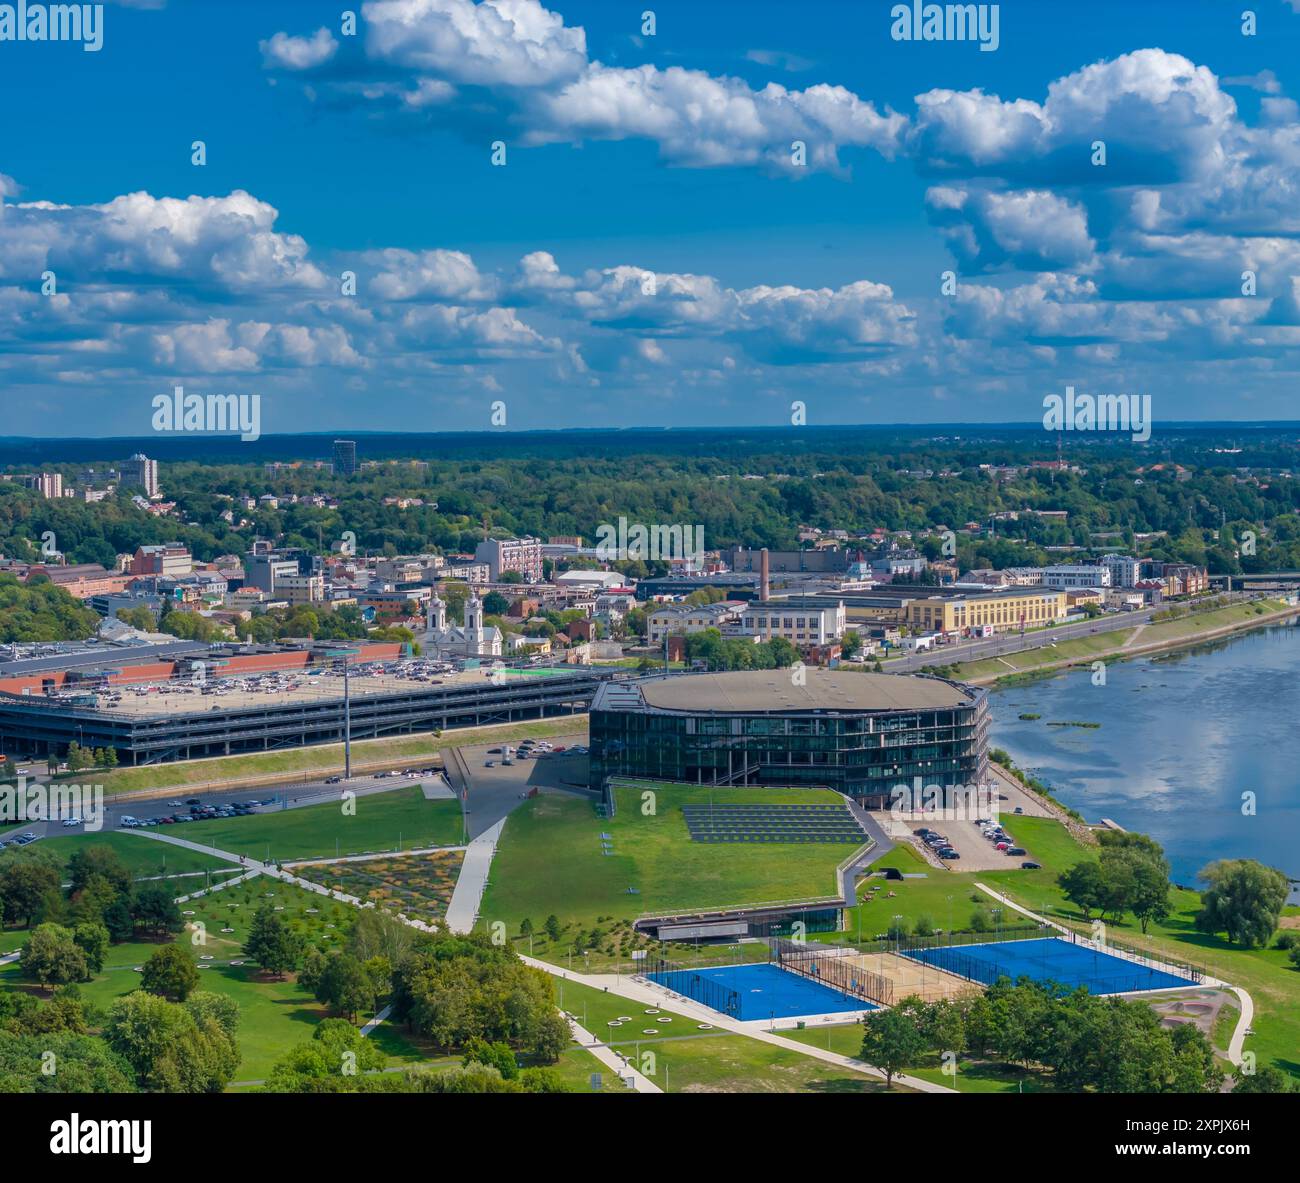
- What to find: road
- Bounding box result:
[884,591,1265,674]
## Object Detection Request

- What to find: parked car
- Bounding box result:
[484,760,495,768]
[1007,847,1027,856]
[324,776,341,784]
[167,800,184,807]
[1021,861,1042,870]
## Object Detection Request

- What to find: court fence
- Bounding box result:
[772,939,894,1007]
[638,955,741,1018]
[1060,928,1205,985]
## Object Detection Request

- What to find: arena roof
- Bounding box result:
[619,669,974,714]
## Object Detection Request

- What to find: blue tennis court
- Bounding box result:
[903,937,1196,995]
[649,962,875,1020]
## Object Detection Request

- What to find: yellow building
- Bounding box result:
[901,586,1067,633]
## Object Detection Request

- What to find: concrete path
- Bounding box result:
[523,956,955,1094]
[444,819,505,934]
[566,1015,661,1092]
[1225,986,1254,1067]
[359,1004,393,1038]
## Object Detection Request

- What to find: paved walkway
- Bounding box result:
[566,1015,661,1092]
[523,956,956,1094]
[444,819,505,934]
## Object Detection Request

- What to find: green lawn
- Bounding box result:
[0,876,402,1082]
[31,830,242,883]
[479,782,861,967]
[179,787,464,862]
[781,1023,1033,1092]
[548,976,894,1093]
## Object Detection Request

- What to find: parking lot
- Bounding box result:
[904,817,1037,872]
[451,732,590,839]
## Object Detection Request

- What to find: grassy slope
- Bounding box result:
[20,830,240,881]
[89,717,588,797]
[951,600,1289,683]
[479,783,858,956]
[179,787,464,862]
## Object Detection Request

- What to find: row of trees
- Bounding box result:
[1,845,182,961]
[862,980,1223,1093]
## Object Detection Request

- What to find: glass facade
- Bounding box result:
[590,683,989,805]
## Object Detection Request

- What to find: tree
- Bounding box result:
[72,921,110,975]
[262,1018,385,1092]
[19,924,89,989]
[102,897,135,944]
[859,1001,927,1088]
[1233,1064,1296,1094]
[104,991,239,1093]
[462,1037,518,1080]
[519,917,533,938]
[67,845,131,897]
[0,857,61,928]
[0,1030,137,1094]
[130,883,183,937]
[1195,859,1289,947]
[243,904,306,979]
[141,944,201,1001]
[1058,860,1105,921]
[543,914,561,942]
[316,952,375,1022]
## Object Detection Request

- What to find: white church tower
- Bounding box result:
[427,593,447,632]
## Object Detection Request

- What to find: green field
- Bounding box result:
[179,786,464,862]
[781,1023,1035,1092]
[479,782,861,967]
[549,976,894,1093]
[0,876,418,1081]
[27,830,242,883]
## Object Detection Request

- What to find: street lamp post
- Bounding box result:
[324,647,361,780]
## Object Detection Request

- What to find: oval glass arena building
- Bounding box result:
[589,669,989,807]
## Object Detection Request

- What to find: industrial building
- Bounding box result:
[589,668,988,806]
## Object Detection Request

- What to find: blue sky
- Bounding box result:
[3,0,1300,436]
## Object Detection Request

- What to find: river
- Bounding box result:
[990,620,1300,903]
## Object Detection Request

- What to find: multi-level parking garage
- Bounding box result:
[0,643,616,764]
